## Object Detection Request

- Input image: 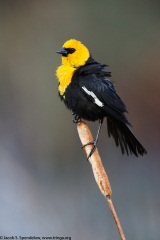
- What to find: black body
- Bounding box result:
[59,56,147,157]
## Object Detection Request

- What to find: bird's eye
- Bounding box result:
[67,48,76,54]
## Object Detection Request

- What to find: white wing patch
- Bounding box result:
[82,86,104,107]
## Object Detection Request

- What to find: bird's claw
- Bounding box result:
[82,140,97,160]
[72,114,80,123]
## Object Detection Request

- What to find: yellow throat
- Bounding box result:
[56,65,75,96]
[56,39,90,96]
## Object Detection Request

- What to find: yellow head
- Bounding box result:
[57,39,90,68]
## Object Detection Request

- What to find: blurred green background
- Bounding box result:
[0,0,160,239]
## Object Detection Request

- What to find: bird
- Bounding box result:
[56,39,147,158]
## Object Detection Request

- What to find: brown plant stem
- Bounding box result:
[77,120,126,240]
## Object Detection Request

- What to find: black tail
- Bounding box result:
[107,118,147,157]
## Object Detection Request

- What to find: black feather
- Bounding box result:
[107,118,147,156]
[62,55,147,157]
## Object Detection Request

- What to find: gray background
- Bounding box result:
[0,1,160,239]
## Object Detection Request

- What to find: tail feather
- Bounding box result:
[107,118,147,157]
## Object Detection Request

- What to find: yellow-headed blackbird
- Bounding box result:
[56,39,147,157]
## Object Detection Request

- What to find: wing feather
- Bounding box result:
[79,74,130,125]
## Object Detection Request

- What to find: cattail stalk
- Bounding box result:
[77,121,126,240]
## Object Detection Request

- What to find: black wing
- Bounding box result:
[79,73,130,125]
[78,62,147,156]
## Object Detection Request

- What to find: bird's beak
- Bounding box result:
[56,47,68,56]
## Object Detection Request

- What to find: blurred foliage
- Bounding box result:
[0,0,160,239]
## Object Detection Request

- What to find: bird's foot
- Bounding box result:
[82,140,97,160]
[72,114,81,123]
